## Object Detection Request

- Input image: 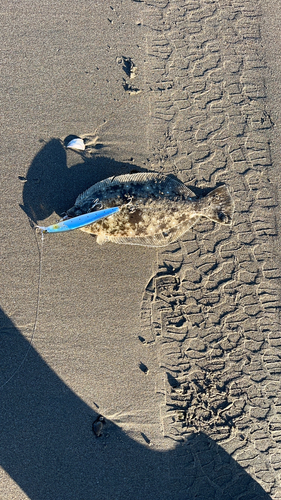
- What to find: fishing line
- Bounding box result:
[1,90,143,389]
[0,226,44,389]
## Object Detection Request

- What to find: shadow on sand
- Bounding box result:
[20,138,148,223]
[0,308,271,500]
[2,141,271,499]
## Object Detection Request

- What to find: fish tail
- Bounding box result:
[197,186,234,225]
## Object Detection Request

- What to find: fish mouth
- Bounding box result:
[65,207,82,219]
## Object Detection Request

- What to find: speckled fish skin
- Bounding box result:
[66,172,234,247]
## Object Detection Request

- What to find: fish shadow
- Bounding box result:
[20,139,220,225]
[0,309,271,500]
[20,138,149,223]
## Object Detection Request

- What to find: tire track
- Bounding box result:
[139,0,281,497]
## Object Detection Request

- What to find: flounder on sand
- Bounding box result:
[66,172,234,247]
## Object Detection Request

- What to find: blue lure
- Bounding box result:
[37,207,119,233]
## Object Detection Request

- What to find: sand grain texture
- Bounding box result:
[1,0,281,499]
[140,0,281,497]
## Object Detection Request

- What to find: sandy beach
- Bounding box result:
[1,1,281,499]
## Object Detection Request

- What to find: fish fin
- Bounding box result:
[76,172,194,206]
[76,173,157,205]
[101,234,168,247]
[198,186,234,225]
[96,233,109,245]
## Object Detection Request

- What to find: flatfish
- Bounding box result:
[66,172,234,247]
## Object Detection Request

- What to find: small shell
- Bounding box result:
[66,137,85,151]
[92,415,105,437]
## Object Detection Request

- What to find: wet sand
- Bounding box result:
[1,1,280,499]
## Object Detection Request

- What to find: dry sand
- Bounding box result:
[0,1,280,499]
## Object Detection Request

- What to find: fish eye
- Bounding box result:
[218,212,229,223]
